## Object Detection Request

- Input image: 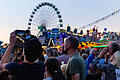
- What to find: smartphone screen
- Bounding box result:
[15,30,25,37]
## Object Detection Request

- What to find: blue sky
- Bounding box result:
[0,0,120,43]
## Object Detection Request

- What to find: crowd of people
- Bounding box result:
[0,30,120,80]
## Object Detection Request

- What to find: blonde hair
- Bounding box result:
[111,51,120,69]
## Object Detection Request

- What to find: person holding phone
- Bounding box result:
[0,31,45,80]
[91,41,120,80]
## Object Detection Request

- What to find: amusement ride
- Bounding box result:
[28,2,63,37]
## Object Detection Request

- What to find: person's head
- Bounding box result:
[46,48,58,57]
[0,71,13,80]
[45,58,65,80]
[82,53,88,60]
[90,48,98,56]
[64,36,79,52]
[24,37,43,62]
[108,41,120,55]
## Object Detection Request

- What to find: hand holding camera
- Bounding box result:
[102,47,109,54]
[15,30,26,37]
[9,31,17,46]
[15,30,31,41]
[15,30,30,36]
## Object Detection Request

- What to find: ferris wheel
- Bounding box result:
[28,2,63,36]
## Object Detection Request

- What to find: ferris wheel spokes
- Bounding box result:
[28,2,63,36]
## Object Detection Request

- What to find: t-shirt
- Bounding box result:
[86,54,95,70]
[66,53,86,80]
[57,54,69,65]
[5,61,45,80]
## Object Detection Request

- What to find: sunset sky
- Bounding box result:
[0,0,120,43]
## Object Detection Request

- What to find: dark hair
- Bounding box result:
[25,30,30,34]
[45,58,66,80]
[67,36,79,50]
[46,48,58,57]
[110,41,120,53]
[0,71,13,80]
[39,53,45,62]
[82,53,88,60]
[24,37,43,62]
[62,50,68,54]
